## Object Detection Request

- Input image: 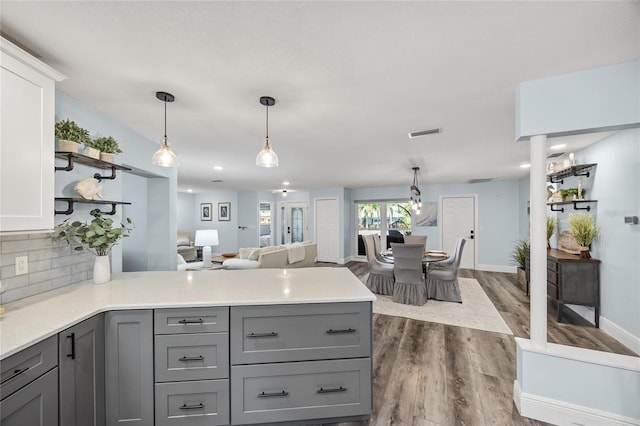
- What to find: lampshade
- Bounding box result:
[153,91,178,167]
[256,96,279,168]
[195,229,219,247]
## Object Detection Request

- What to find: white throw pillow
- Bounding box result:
[239,247,256,259]
[248,248,261,260]
[177,236,190,246]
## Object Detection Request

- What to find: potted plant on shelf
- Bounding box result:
[510,239,530,290]
[547,216,557,249]
[92,136,122,163]
[55,119,91,153]
[566,212,599,259]
[54,210,133,283]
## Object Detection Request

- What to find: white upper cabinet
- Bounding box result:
[0,37,66,233]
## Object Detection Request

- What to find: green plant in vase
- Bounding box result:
[92,136,122,162]
[510,239,530,289]
[546,216,557,249]
[566,212,599,259]
[55,119,91,153]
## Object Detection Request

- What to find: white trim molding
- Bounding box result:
[514,381,640,426]
[600,316,640,356]
[476,264,516,273]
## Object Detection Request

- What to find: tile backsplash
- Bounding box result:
[0,232,93,304]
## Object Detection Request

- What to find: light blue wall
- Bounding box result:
[349,180,521,267]
[177,192,196,236]
[518,175,530,241]
[516,61,640,140]
[55,92,177,272]
[194,191,239,255]
[121,173,148,272]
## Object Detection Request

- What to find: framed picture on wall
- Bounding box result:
[218,202,231,221]
[200,203,212,221]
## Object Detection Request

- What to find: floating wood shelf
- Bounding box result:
[55,198,131,215]
[547,200,597,213]
[55,151,131,181]
[547,163,597,184]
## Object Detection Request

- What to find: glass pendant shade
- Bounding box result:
[256,137,279,167]
[152,136,178,167]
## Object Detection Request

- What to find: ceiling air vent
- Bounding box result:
[408,128,442,138]
[547,152,565,158]
[211,179,223,183]
[467,178,495,184]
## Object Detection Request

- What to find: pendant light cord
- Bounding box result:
[265,104,269,140]
[164,99,168,140]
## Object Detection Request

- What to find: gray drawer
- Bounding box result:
[155,333,229,382]
[155,379,229,426]
[154,307,229,334]
[231,358,371,425]
[1,335,58,400]
[230,302,371,364]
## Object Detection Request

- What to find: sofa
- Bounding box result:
[223,241,317,270]
[177,231,196,262]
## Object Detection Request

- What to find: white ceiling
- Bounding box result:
[1,1,638,193]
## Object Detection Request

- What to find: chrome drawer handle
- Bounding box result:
[326,328,356,334]
[317,386,347,394]
[179,403,204,410]
[179,356,204,362]
[258,390,289,398]
[1,367,29,385]
[178,318,203,325]
[246,332,278,338]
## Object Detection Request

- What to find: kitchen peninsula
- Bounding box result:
[0,268,375,426]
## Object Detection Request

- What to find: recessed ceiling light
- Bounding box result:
[213,166,223,171]
[520,163,531,168]
[550,144,566,150]
[283,181,290,186]
[187,189,193,192]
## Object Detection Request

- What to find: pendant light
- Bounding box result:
[410,167,422,215]
[152,91,178,167]
[256,96,279,168]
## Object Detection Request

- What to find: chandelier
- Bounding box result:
[410,167,422,215]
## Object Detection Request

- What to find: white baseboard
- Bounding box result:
[600,316,640,355]
[513,380,640,426]
[476,264,516,273]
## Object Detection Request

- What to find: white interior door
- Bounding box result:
[278,202,308,244]
[315,198,339,263]
[441,195,476,269]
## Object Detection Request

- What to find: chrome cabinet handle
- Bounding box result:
[258,390,289,398]
[0,367,29,385]
[179,403,204,410]
[317,386,347,394]
[179,355,204,362]
[246,332,278,338]
[178,318,203,325]
[326,328,356,334]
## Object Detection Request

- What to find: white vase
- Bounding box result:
[93,256,111,284]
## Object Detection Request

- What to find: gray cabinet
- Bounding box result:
[230,302,372,425]
[105,310,154,426]
[154,307,230,426]
[0,335,59,426]
[59,313,105,426]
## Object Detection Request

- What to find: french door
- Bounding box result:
[278,202,308,244]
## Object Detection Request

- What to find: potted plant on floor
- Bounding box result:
[55,119,91,153]
[54,210,133,283]
[510,239,530,290]
[547,216,557,249]
[92,136,122,163]
[566,212,599,259]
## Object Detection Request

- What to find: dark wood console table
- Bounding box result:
[525,249,600,327]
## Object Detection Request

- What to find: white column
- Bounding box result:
[530,134,548,349]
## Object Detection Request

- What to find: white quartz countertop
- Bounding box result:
[0,267,375,359]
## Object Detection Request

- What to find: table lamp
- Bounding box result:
[195,229,219,267]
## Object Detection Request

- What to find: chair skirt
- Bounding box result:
[426,277,462,303]
[393,281,426,306]
[366,272,394,296]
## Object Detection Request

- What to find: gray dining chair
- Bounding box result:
[403,235,428,251]
[391,242,426,305]
[363,234,395,295]
[426,238,466,303]
[372,234,394,264]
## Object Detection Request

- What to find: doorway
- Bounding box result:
[315,198,339,263]
[277,202,308,244]
[258,202,272,247]
[440,195,477,269]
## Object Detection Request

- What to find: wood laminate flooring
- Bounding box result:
[315,262,636,426]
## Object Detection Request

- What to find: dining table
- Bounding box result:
[381,250,449,265]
